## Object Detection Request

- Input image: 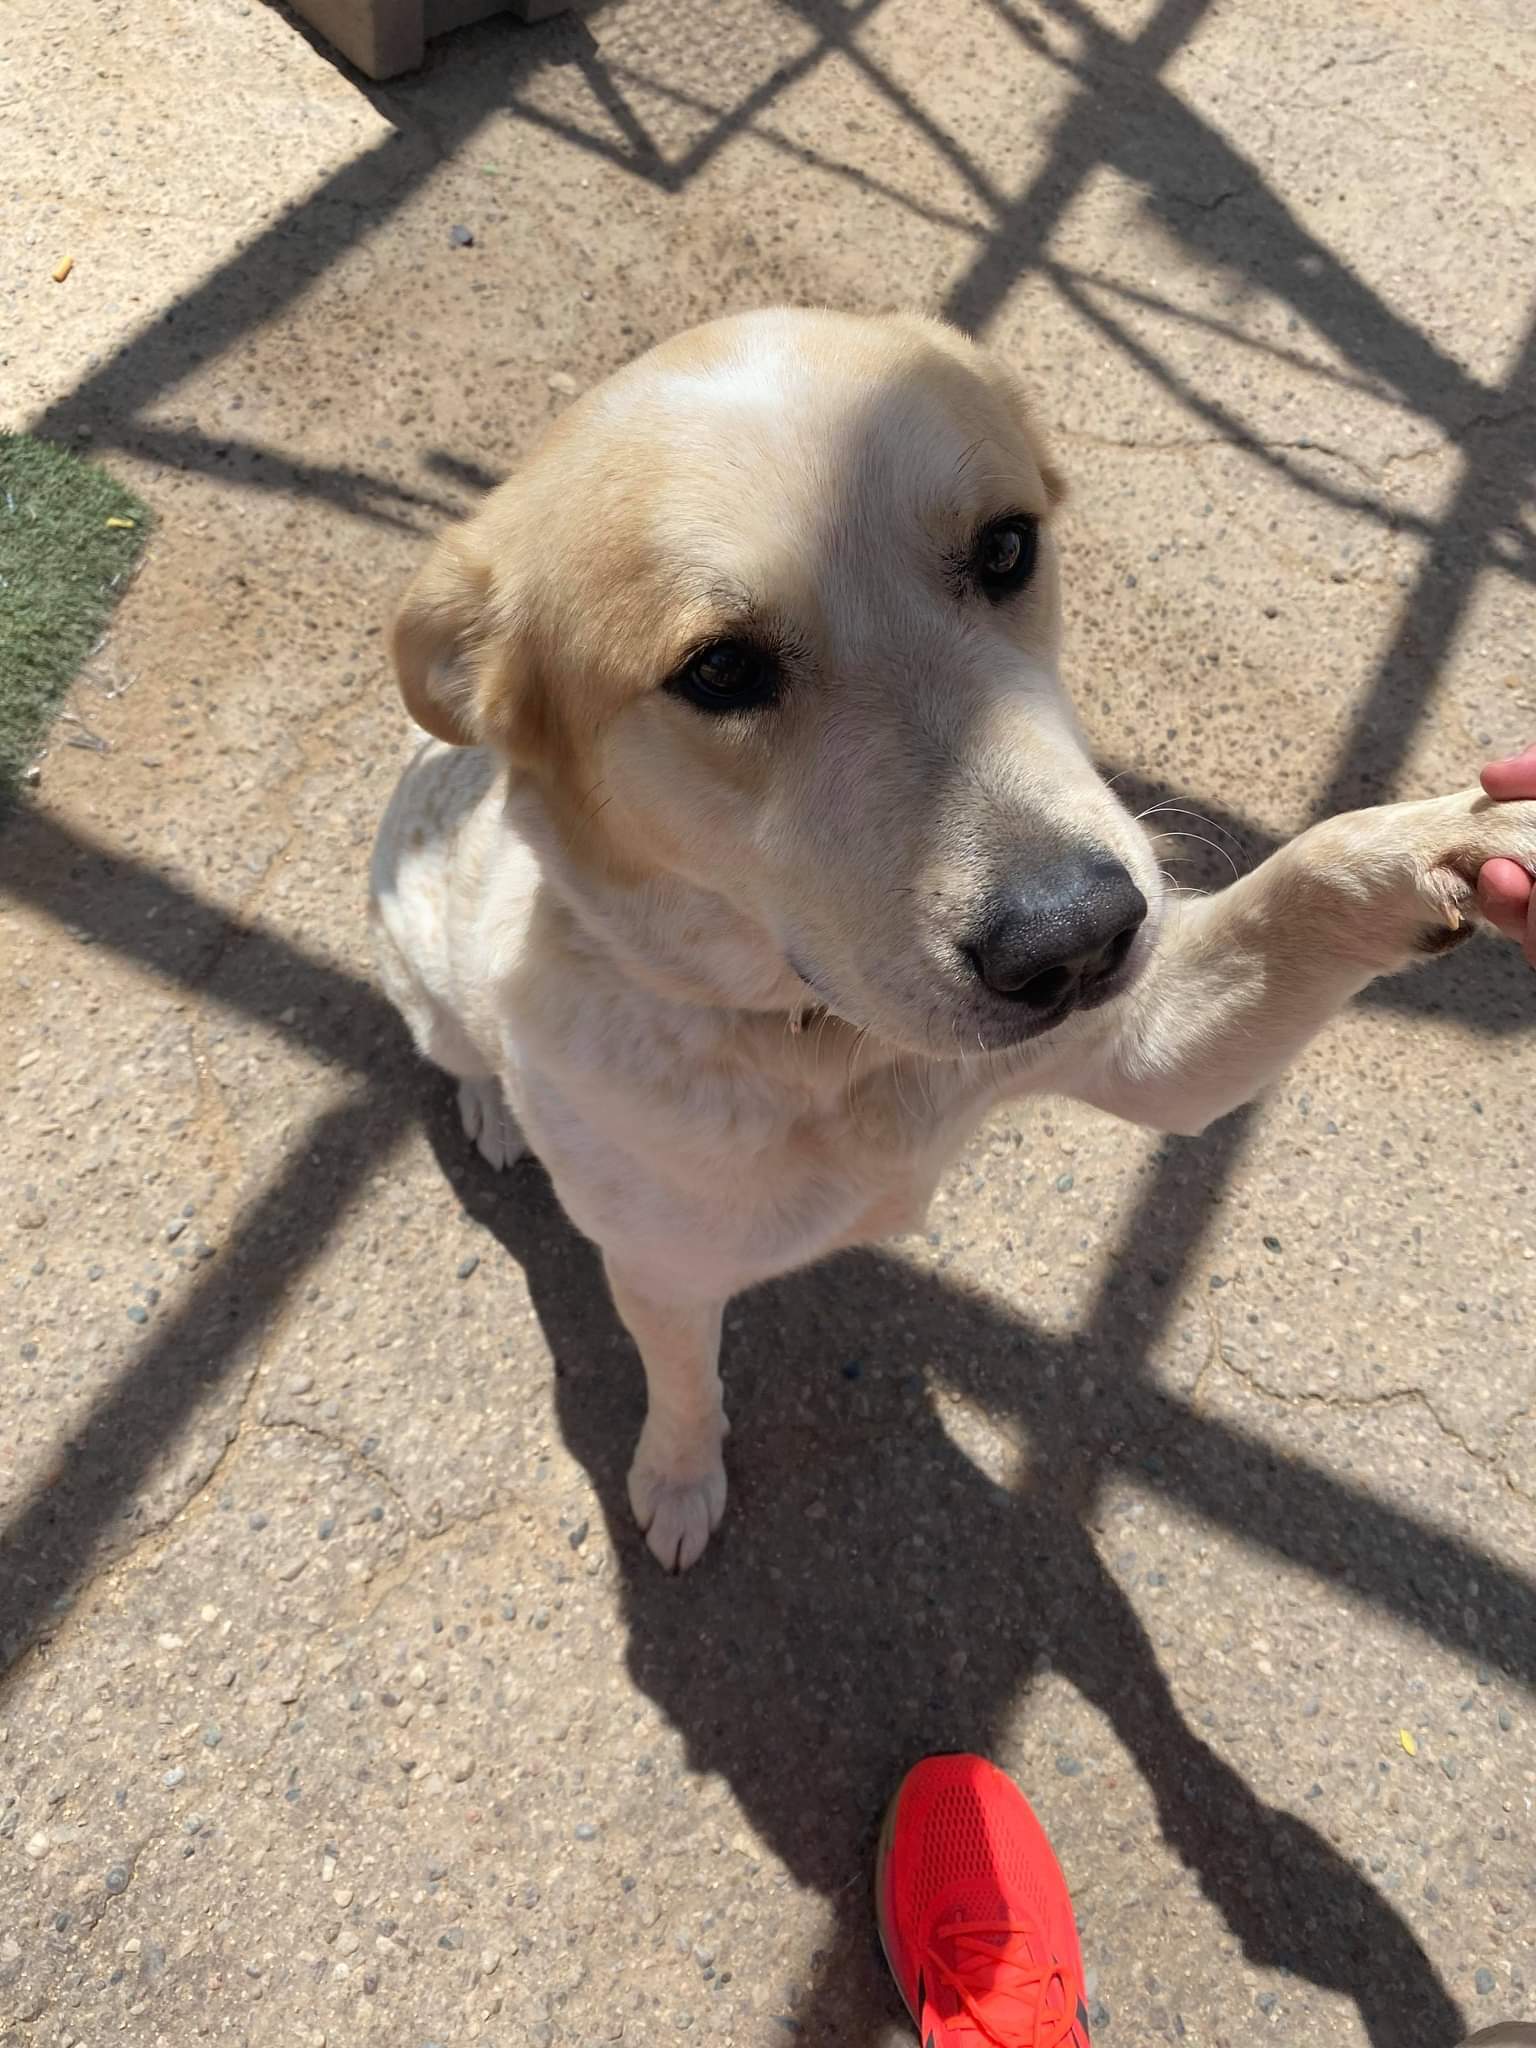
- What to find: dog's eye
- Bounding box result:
[973,515,1039,601]
[668,639,780,714]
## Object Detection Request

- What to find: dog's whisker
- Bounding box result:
[1157,858,1201,885]
[891,1054,917,1123]
[815,1005,840,1070]
[1145,828,1242,885]
[916,1048,938,1119]
[1134,801,1244,852]
[844,1023,876,1133]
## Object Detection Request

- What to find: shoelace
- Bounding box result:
[922,1920,1079,2048]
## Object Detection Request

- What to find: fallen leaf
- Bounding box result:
[1399,1728,1417,1756]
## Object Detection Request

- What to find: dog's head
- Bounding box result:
[392,309,1162,1056]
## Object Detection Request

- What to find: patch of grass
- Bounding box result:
[0,432,149,813]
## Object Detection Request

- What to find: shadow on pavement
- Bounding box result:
[5,2,1534,2036]
[429,1085,1531,2048]
[3,789,1530,2043]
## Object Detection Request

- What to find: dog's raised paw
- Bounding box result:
[1394,792,1536,952]
[1311,789,1536,968]
[1422,792,1536,905]
[456,1075,525,1171]
[628,1451,727,1573]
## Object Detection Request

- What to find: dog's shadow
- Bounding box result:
[424,1097,1467,2047]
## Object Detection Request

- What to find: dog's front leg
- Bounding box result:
[606,1258,729,1573]
[1075,785,1536,1136]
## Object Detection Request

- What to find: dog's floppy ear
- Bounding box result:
[1032,437,1067,512]
[994,366,1067,511]
[959,331,1067,511]
[389,524,498,747]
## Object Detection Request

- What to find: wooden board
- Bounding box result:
[286,0,569,80]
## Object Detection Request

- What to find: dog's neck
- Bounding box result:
[506,777,1072,1101]
[569,862,823,1021]
[507,773,820,1013]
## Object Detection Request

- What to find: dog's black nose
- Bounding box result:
[967,853,1147,1013]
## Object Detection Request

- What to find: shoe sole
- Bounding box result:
[875,1783,922,2034]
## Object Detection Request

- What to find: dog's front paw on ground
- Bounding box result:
[627,1439,728,1572]
[456,1074,525,1170]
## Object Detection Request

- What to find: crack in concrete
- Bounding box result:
[9,1829,155,2031]
[1061,424,1433,486]
[1207,1348,1536,1510]
[0,1343,260,1697]
[1062,405,1536,494]
[253,1414,420,1536]
[1159,185,1244,213]
[1187,1289,1230,1410]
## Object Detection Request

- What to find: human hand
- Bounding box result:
[1477,744,1536,965]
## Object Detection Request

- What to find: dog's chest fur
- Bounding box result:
[511,965,990,1292]
[373,745,1069,1294]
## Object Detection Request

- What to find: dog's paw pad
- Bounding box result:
[456,1076,525,1171]
[628,1458,727,1573]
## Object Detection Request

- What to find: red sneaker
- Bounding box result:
[876,1754,1091,2048]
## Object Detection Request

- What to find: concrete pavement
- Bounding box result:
[2,0,1535,2041]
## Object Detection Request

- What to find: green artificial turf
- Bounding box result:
[0,432,149,813]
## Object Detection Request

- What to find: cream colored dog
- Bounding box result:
[371,308,1536,1570]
